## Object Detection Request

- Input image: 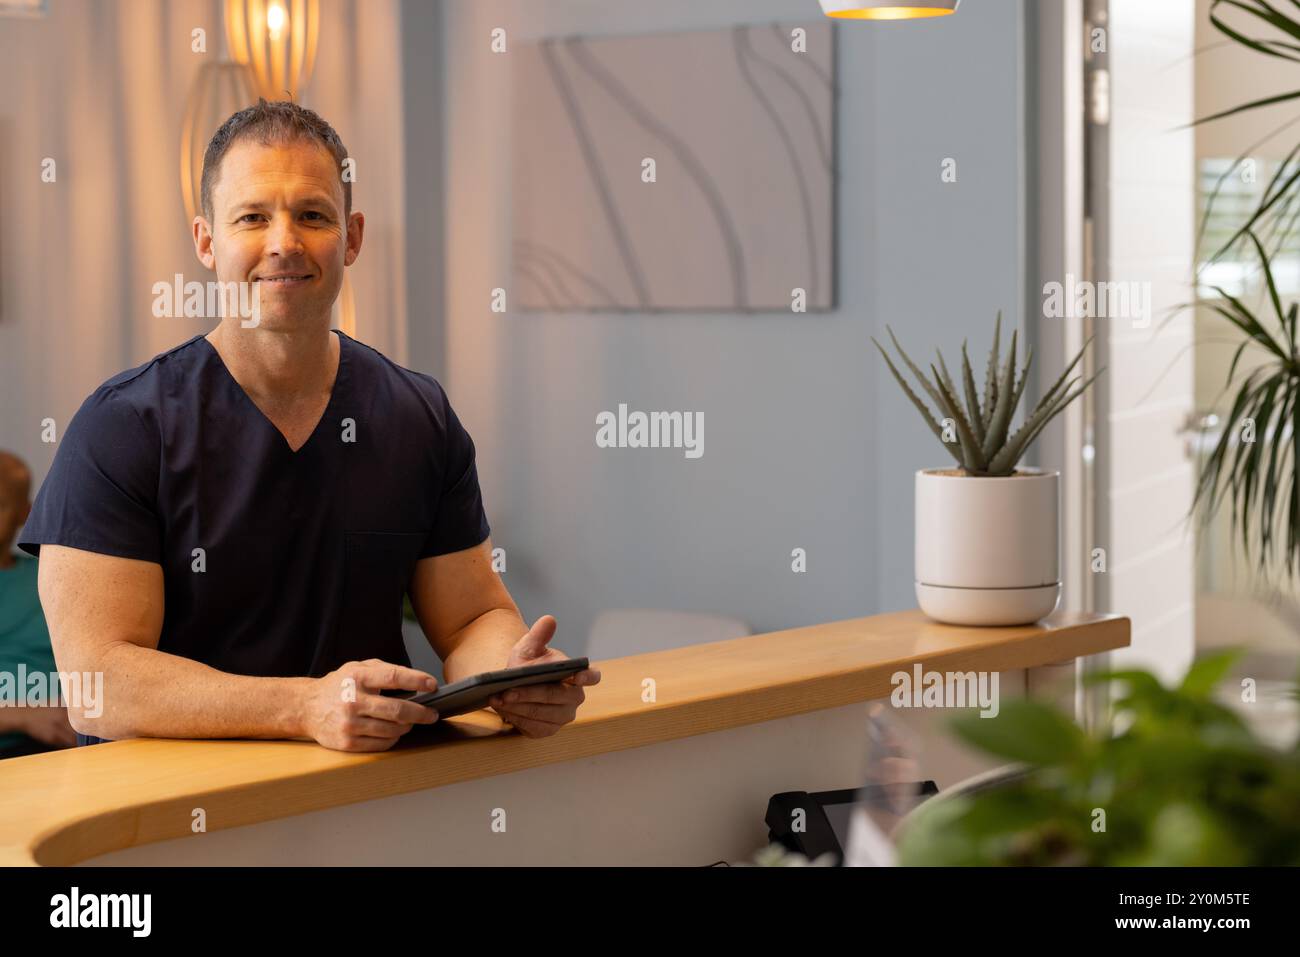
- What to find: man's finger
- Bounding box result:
[511,615,558,662]
[491,699,575,724]
[356,662,438,694]
[509,717,564,738]
[339,734,406,753]
[348,716,414,739]
[495,682,582,706]
[358,692,439,725]
[566,668,601,687]
[494,709,563,737]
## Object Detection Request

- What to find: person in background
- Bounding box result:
[0,450,76,759]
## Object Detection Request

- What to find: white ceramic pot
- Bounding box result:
[914,467,1060,626]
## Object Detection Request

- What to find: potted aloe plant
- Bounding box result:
[873,314,1101,626]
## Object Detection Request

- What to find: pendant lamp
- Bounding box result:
[818,0,958,19]
[224,0,320,101]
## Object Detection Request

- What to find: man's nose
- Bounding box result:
[264,214,306,257]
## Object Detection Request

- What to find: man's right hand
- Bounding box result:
[301,659,440,752]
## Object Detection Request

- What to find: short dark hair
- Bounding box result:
[200,98,351,222]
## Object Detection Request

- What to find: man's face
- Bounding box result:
[193,137,363,331]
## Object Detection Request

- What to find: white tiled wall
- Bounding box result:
[1103,0,1197,684]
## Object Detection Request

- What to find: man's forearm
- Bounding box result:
[441,607,527,685]
[72,640,311,742]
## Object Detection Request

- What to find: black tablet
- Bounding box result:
[386,658,590,719]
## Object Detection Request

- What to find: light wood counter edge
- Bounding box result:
[0,609,1130,866]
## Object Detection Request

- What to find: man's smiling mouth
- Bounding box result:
[254,274,313,284]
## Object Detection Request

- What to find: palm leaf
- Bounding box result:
[1199,1,1300,257]
[1192,231,1300,579]
[1191,87,1300,128]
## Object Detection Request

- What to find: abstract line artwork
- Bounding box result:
[510,21,836,313]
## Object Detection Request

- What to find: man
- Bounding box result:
[0,451,76,758]
[19,100,599,752]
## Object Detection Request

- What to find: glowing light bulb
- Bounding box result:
[266,2,286,36]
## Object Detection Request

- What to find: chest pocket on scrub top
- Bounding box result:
[336,531,426,667]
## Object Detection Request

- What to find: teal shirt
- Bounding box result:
[0,553,58,750]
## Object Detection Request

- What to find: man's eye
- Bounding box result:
[302,211,325,221]
[238,213,263,223]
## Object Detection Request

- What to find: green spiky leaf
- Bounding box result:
[930,361,986,472]
[871,337,962,464]
[987,368,1105,475]
[887,325,952,415]
[982,310,1002,426]
[981,328,1020,462]
[960,341,987,447]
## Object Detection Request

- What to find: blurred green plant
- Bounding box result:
[749,844,837,867]
[896,651,1300,865]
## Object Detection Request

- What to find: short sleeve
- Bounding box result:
[421,384,491,558]
[17,389,162,563]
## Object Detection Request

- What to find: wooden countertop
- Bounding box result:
[0,609,1129,866]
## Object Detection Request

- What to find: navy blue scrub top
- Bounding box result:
[18,329,491,746]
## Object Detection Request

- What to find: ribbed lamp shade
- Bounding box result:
[180,61,258,224]
[818,0,958,19]
[224,0,320,101]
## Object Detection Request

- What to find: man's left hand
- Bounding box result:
[489,615,600,738]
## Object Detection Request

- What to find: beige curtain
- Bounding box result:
[0,0,407,480]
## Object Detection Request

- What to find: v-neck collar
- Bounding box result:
[201,329,350,456]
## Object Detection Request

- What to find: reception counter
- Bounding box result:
[0,609,1129,867]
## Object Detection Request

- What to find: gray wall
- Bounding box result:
[0,0,1025,665]
[432,0,1025,654]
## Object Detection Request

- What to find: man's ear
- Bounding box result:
[192,216,216,271]
[343,211,365,267]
